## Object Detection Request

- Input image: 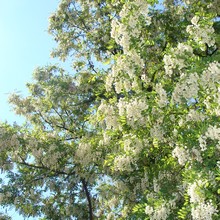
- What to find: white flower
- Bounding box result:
[153,204,170,220]
[198,136,207,151]
[200,61,220,90]
[191,147,203,163]
[163,44,193,77]
[187,180,204,203]
[186,22,215,48]
[150,123,164,141]
[106,212,115,220]
[155,83,168,107]
[118,98,126,116]
[172,146,189,165]
[115,79,123,94]
[163,55,174,76]
[206,125,220,140]
[172,73,199,104]
[75,142,93,166]
[114,155,134,172]
[125,98,147,126]
[191,16,200,25]
[110,19,119,39]
[134,0,149,16]
[153,178,160,192]
[145,205,154,215]
[186,109,206,122]
[105,74,114,92]
[10,134,20,148]
[191,201,217,220]
[177,43,193,54]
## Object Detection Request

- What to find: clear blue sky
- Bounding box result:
[0,0,60,124]
[0,0,61,219]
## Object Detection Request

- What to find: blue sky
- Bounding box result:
[0,0,61,219]
[0,0,60,124]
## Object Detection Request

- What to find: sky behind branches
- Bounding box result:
[0,1,60,219]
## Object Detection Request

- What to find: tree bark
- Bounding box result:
[82,178,93,220]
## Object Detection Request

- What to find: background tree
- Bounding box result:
[0,65,105,219]
[0,212,11,220]
[0,0,220,219]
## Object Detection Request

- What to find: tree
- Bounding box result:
[0,212,11,220]
[0,0,220,219]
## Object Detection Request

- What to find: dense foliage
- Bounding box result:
[0,0,220,219]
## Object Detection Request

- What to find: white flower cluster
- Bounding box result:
[172,72,199,104]
[106,58,139,93]
[10,134,20,148]
[172,145,189,165]
[212,88,220,116]
[202,89,220,118]
[163,43,193,76]
[191,147,203,163]
[123,134,143,156]
[114,154,134,172]
[32,147,44,160]
[185,109,206,122]
[111,0,150,54]
[206,125,220,141]
[133,0,150,18]
[118,97,148,127]
[40,144,63,168]
[198,135,207,152]
[111,18,131,53]
[145,202,171,220]
[0,128,20,167]
[150,123,164,141]
[172,143,203,165]
[200,61,220,91]
[153,177,160,193]
[198,125,220,152]
[186,176,218,218]
[187,180,205,203]
[155,83,168,107]
[186,16,215,50]
[99,131,111,146]
[75,142,93,166]
[97,102,119,130]
[191,201,217,220]
[106,52,144,93]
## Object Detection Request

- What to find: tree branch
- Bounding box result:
[82,178,93,220]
